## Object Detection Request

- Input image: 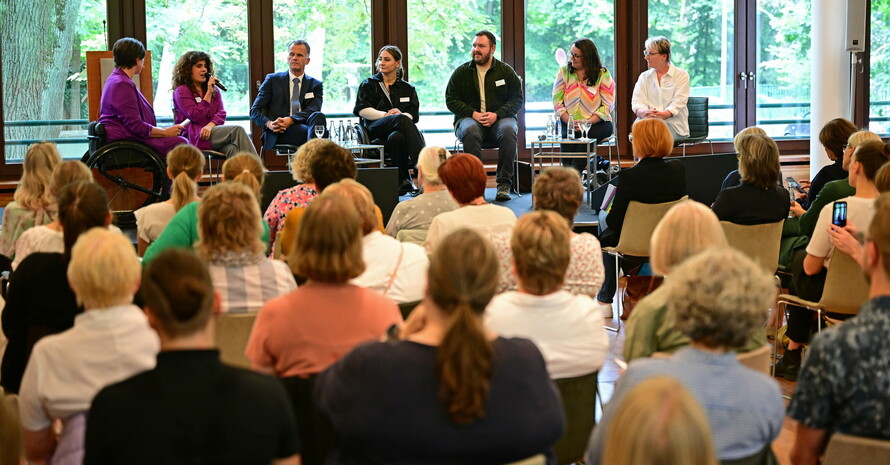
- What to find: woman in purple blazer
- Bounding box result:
[97,38,187,158]
[171,51,257,158]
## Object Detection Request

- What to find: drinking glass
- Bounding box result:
[314,125,325,139]
[579,120,592,140]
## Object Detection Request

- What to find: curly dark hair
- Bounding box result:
[171,51,214,92]
[567,38,604,86]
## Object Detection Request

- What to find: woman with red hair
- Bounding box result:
[423,153,516,253]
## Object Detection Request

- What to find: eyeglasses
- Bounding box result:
[643,50,661,56]
[570,52,583,59]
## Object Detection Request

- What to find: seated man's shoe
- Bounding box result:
[596,155,611,172]
[774,347,803,381]
[495,183,511,201]
[398,178,419,196]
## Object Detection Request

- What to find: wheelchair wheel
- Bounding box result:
[85,141,166,215]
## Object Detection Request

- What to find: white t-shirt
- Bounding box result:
[351,231,428,303]
[806,196,876,267]
[134,201,177,243]
[486,290,608,379]
[476,62,491,113]
[424,204,517,254]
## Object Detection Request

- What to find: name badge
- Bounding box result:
[399,97,410,102]
[495,79,506,87]
[305,92,315,99]
[195,97,202,103]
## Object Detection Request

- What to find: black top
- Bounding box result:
[353,73,420,124]
[445,58,524,127]
[712,182,791,225]
[84,350,300,465]
[802,158,846,210]
[0,252,80,394]
[316,337,565,465]
[601,157,687,247]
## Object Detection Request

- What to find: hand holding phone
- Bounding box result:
[786,176,806,194]
[832,201,848,228]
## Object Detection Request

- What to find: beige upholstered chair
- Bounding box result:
[736,345,771,376]
[552,372,598,464]
[396,228,428,245]
[720,220,784,273]
[822,433,890,464]
[505,455,546,465]
[214,313,258,369]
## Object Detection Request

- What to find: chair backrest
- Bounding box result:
[613,196,689,257]
[820,251,870,315]
[686,97,710,141]
[552,371,598,464]
[736,345,771,376]
[214,313,258,369]
[822,433,890,465]
[396,228,428,245]
[398,300,422,320]
[504,455,546,465]
[719,444,778,465]
[720,220,784,272]
[280,375,337,465]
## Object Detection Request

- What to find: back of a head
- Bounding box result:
[222,153,265,199]
[58,181,110,262]
[197,182,264,260]
[875,163,890,193]
[819,118,857,159]
[142,248,215,339]
[852,140,890,181]
[868,192,890,277]
[731,126,766,154]
[511,211,572,295]
[438,153,487,205]
[602,376,717,465]
[417,146,451,186]
[650,200,726,276]
[289,193,365,283]
[532,167,583,224]
[632,119,673,159]
[51,160,93,201]
[667,247,774,349]
[16,141,63,210]
[309,140,357,192]
[428,229,499,425]
[168,145,205,212]
[848,129,882,149]
[68,227,141,310]
[736,133,780,189]
[291,138,326,183]
[323,179,378,235]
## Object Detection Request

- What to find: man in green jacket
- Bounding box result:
[446,30,524,201]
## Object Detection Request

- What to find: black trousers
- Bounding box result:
[786,249,827,343]
[366,115,425,181]
[560,120,614,172]
[274,111,328,147]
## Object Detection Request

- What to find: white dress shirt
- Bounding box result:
[631,64,691,138]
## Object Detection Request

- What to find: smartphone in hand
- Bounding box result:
[786,176,806,194]
[832,201,848,228]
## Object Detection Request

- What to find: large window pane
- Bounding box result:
[408,0,501,148]
[871,0,890,136]
[649,0,734,140]
[2,0,106,160]
[274,0,372,118]
[525,0,615,145]
[756,0,812,139]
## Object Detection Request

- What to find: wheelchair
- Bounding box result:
[83,122,167,227]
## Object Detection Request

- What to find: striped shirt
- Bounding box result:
[552,65,615,122]
[208,257,297,314]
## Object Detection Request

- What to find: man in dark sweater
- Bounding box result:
[446,30,524,201]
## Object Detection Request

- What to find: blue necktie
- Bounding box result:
[291,77,301,115]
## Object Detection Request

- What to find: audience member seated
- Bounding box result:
[446,30,523,201]
[172,50,257,158]
[792,118,858,211]
[1,181,113,395]
[624,200,764,361]
[586,247,784,464]
[631,36,690,141]
[787,192,890,465]
[12,160,94,269]
[720,126,767,190]
[97,37,187,157]
[325,179,427,303]
[316,228,564,464]
[0,142,62,264]
[264,138,323,253]
[134,144,204,255]
[777,140,890,381]
[250,39,327,151]
[246,194,401,378]
[17,228,159,464]
[827,162,890,267]
[712,132,790,224]
[486,210,608,379]
[84,249,299,465]
[197,182,296,313]
[142,153,270,264]
[595,118,686,317]
[601,376,718,465]
[385,146,458,238]
[493,166,604,295]
[423,153,517,253]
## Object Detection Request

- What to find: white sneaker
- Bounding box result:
[594,302,613,319]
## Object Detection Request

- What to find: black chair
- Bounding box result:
[202,150,227,185]
[398,299,422,320]
[279,375,337,465]
[674,96,713,156]
[552,372,598,464]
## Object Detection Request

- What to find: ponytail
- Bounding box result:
[222,153,265,200]
[166,145,205,212]
[171,171,197,212]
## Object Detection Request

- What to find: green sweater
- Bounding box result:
[784,178,855,239]
[445,57,524,127]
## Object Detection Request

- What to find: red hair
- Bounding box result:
[439,153,487,204]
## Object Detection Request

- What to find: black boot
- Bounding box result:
[774,347,803,381]
[398,178,418,196]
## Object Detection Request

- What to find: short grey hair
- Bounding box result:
[666,247,774,349]
[645,36,672,63]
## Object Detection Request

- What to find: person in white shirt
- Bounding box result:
[486,210,608,379]
[631,36,690,140]
[326,178,428,303]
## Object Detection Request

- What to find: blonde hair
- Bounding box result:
[602,376,717,465]
[167,145,205,212]
[632,119,673,159]
[417,146,451,186]
[197,182,265,259]
[15,141,62,210]
[323,179,377,235]
[848,130,882,149]
[511,211,572,295]
[732,126,766,153]
[736,133,780,189]
[289,193,366,282]
[290,138,325,183]
[650,200,727,276]
[67,227,141,309]
[222,153,265,199]
[50,161,93,199]
[644,36,674,62]
[875,163,890,193]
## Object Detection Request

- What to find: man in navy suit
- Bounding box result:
[250,40,327,151]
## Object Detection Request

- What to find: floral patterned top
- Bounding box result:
[263,184,318,253]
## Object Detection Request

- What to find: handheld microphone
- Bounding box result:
[204,73,228,91]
